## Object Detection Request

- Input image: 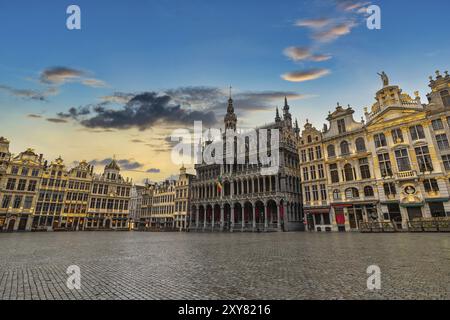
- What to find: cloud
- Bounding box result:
[309,54,333,62]
[46,118,68,123]
[337,1,371,12]
[283,47,333,62]
[101,92,135,104]
[88,158,144,170]
[130,139,145,143]
[283,47,311,61]
[39,66,106,88]
[146,168,161,173]
[281,69,330,82]
[313,21,356,42]
[295,18,333,29]
[59,92,217,131]
[27,114,42,118]
[0,84,57,101]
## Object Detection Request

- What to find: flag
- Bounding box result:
[216,176,223,193]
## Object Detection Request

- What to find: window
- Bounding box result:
[345,188,359,199]
[359,158,371,179]
[337,119,346,133]
[441,90,450,107]
[424,179,439,193]
[11,166,19,175]
[436,134,449,150]
[1,195,11,208]
[333,189,340,200]
[355,138,366,152]
[310,166,317,180]
[374,133,387,148]
[318,164,325,179]
[442,155,450,170]
[383,183,396,196]
[327,145,336,157]
[312,185,319,201]
[415,145,433,172]
[391,129,404,143]
[364,186,375,197]
[301,150,307,163]
[303,167,309,181]
[31,169,39,177]
[315,146,322,159]
[432,119,444,130]
[394,148,411,172]
[27,180,37,192]
[6,178,16,190]
[308,148,314,161]
[330,164,339,183]
[17,179,26,191]
[13,196,22,209]
[304,186,311,202]
[378,153,393,177]
[23,196,33,209]
[340,141,350,155]
[344,164,354,181]
[320,184,327,200]
[409,125,425,141]
[21,168,29,176]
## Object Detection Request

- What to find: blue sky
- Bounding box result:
[0,0,449,181]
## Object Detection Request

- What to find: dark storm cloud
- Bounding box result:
[88,158,144,170]
[46,118,68,123]
[60,92,217,131]
[146,168,161,173]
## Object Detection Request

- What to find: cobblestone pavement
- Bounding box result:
[0,232,449,300]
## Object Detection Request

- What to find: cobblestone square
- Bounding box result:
[0,232,449,300]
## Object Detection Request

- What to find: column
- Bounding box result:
[283,203,288,232]
[230,204,235,232]
[277,203,281,231]
[220,206,224,231]
[203,206,207,229]
[252,204,256,231]
[211,207,215,230]
[196,209,199,229]
[264,205,268,229]
[241,203,245,231]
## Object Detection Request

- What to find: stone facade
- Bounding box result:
[189,96,304,232]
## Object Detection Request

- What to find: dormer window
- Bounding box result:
[440,90,450,107]
[337,119,346,134]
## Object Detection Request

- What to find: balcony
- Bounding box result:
[395,170,417,180]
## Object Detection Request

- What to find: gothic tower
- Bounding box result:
[224,88,237,131]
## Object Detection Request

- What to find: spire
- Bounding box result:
[224,86,237,131]
[294,118,300,135]
[275,107,281,122]
[282,96,292,126]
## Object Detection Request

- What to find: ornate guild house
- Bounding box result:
[189,96,304,232]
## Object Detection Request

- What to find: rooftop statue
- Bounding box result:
[377,71,389,87]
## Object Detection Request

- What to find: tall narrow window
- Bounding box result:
[409,125,425,141]
[355,138,366,152]
[423,179,439,192]
[436,134,449,150]
[327,145,336,158]
[330,164,339,183]
[395,148,411,172]
[340,141,350,155]
[415,145,433,172]
[391,128,404,143]
[337,119,346,134]
[374,133,387,148]
[378,153,393,177]
[359,158,371,179]
[315,146,322,159]
[441,90,450,107]
[432,119,444,130]
[344,164,354,181]
[383,183,396,196]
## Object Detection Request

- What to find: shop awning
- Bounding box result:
[425,197,449,203]
[304,208,330,214]
[400,202,424,208]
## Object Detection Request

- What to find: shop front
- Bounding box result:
[304,207,331,232]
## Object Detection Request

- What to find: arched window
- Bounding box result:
[344,164,354,181]
[345,188,359,199]
[340,141,350,155]
[355,138,366,152]
[364,186,374,197]
[441,90,450,107]
[327,145,336,157]
[307,135,312,143]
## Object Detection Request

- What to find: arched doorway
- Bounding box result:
[7,219,15,232]
[234,203,242,230]
[223,203,231,231]
[104,218,111,229]
[244,202,253,229]
[199,205,205,227]
[206,205,213,227]
[267,200,278,228]
[213,204,221,229]
[255,201,265,231]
